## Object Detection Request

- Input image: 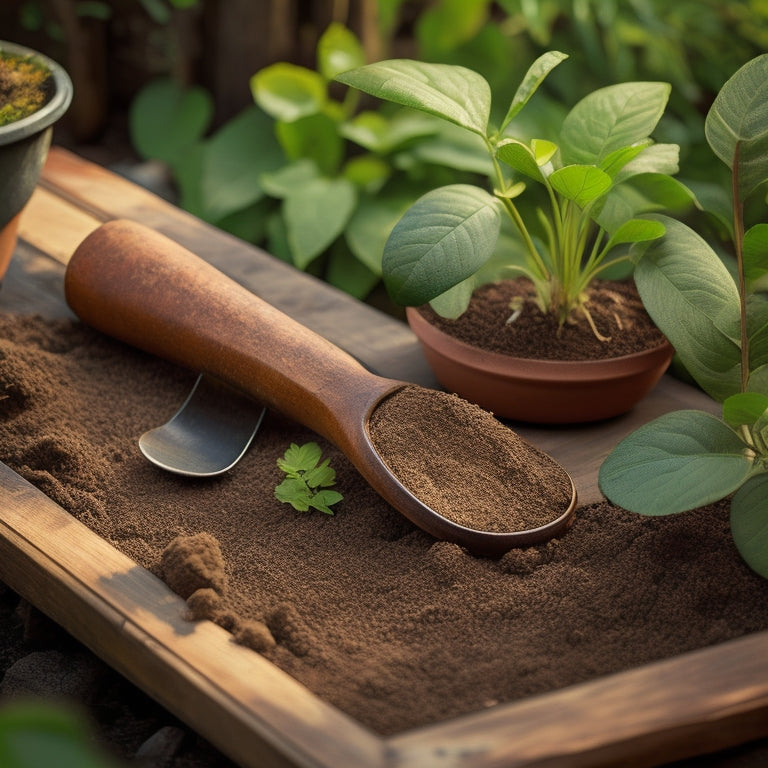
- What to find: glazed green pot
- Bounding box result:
[0,41,73,280]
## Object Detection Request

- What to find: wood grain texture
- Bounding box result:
[3,146,767,767]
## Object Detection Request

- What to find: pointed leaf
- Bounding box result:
[274,477,311,510]
[284,178,357,268]
[496,139,546,182]
[309,489,344,515]
[318,22,365,81]
[633,215,742,401]
[705,54,768,200]
[500,50,568,132]
[603,218,665,252]
[723,392,768,428]
[599,410,755,515]
[428,277,476,319]
[613,143,680,182]
[549,165,612,207]
[599,140,652,179]
[260,159,320,199]
[335,60,491,136]
[730,473,768,578]
[304,459,336,488]
[280,442,322,473]
[560,82,671,165]
[744,223,768,284]
[251,63,327,122]
[382,184,500,306]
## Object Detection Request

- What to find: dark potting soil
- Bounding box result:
[368,386,572,532]
[2,313,768,738]
[420,278,667,361]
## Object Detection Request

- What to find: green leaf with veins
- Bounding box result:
[275,442,343,515]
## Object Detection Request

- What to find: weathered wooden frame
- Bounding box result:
[2,149,767,767]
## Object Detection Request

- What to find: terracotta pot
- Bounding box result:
[406,306,675,424]
[0,41,73,282]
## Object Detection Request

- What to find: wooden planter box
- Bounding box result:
[2,148,768,768]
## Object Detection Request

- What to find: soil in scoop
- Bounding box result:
[2,313,768,737]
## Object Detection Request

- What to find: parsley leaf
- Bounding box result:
[275,442,343,515]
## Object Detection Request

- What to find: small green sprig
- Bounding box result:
[275,442,343,515]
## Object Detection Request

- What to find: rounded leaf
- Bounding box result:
[382,184,501,306]
[251,63,327,122]
[730,473,768,578]
[129,79,212,164]
[318,22,365,80]
[599,410,755,515]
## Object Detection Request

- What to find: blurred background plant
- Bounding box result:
[1,0,766,304]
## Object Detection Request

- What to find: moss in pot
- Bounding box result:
[0,41,73,283]
[336,52,685,423]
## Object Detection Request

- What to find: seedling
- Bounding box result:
[336,53,684,333]
[275,442,343,515]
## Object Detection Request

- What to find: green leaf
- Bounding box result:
[317,22,365,80]
[428,277,476,319]
[303,458,336,488]
[560,82,671,165]
[326,242,380,299]
[613,143,680,182]
[340,109,438,154]
[748,364,768,396]
[602,218,666,252]
[284,178,357,269]
[335,59,492,137]
[599,140,652,179]
[500,50,568,132]
[342,155,391,193]
[599,410,756,515]
[415,0,489,54]
[251,63,327,122]
[129,79,213,165]
[705,54,768,200]
[276,112,343,176]
[279,442,322,474]
[548,165,612,207]
[309,489,344,515]
[345,193,416,274]
[275,477,312,510]
[382,184,501,306]
[633,215,742,401]
[730,473,768,578]
[260,159,320,199]
[744,223,768,284]
[496,139,546,182]
[198,106,285,221]
[723,392,768,429]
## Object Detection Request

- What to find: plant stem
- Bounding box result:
[733,142,750,393]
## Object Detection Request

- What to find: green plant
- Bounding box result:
[599,54,768,578]
[275,442,343,515]
[0,701,118,768]
[336,53,688,331]
[129,22,479,301]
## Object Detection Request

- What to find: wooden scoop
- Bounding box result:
[64,220,576,556]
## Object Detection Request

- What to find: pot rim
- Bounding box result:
[0,40,73,147]
[406,305,675,383]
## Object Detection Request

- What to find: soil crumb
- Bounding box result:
[1,313,768,738]
[368,386,573,531]
[160,533,228,599]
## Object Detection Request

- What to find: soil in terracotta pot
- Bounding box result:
[2,313,768,738]
[419,278,667,360]
[0,51,53,126]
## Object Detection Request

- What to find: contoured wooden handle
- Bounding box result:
[64,220,395,447]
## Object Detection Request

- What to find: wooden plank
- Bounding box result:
[5,148,768,768]
[18,186,103,265]
[0,463,385,768]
